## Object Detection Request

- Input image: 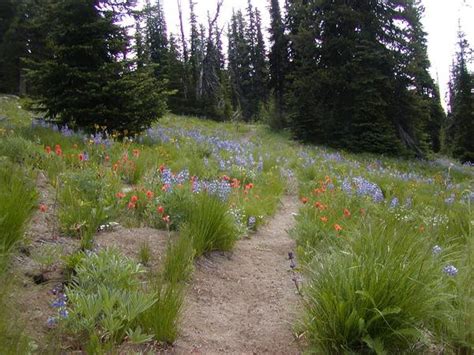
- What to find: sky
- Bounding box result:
[155,0,474,109]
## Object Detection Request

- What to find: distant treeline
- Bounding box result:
[0,0,472,160]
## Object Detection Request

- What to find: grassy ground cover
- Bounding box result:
[0,96,472,353]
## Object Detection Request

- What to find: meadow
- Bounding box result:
[0,95,472,354]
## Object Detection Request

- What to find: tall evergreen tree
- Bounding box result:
[28,0,166,134]
[144,0,169,78]
[285,0,441,155]
[447,28,474,162]
[268,0,288,128]
[0,0,47,95]
[228,10,252,120]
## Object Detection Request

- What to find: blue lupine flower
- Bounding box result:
[248,216,256,227]
[389,197,399,208]
[432,245,442,255]
[51,298,66,308]
[59,309,69,319]
[443,265,458,276]
[46,317,58,328]
[444,194,455,205]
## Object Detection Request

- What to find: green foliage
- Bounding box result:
[0,276,32,354]
[138,241,151,266]
[162,234,195,284]
[0,161,37,270]
[302,221,453,353]
[0,135,40,165]
[183,193,239,257]
[140,280,184,344]
[59,169,119,249]
[65,249,155,348]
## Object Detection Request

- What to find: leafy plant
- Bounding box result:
[64,249,155,349]
[58,169,119,249]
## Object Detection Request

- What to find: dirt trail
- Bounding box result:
[174,195,302,354]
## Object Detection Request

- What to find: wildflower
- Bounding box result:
[146,190,154,199]
[127,202,136,209]
[46,317,58,328]
[245,183,254,190]
[161,184,170,192]
[39,204,48,213]
[222,175,230,181]
[55,147,62,156]
[248,216,256,228]
[116,192,125,199]
[432,245,442,255]
[157,205,164,214]
[343,208,351,217]
[79,153,84,161]
[133,149,140,158]
[105,155,110,162]
[162,215,171,224]
[320,216,328,223]
[45,146,51,154]
[334,224,343,232]
[443,264,458,276]
[59,309,69,319]
[389,197,399,208]
[230,178,240,188]
[290,258,297,269]
[51,299,66,308]
[130,195,138,203]
[301,197,308,204]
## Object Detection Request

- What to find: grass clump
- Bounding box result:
[162,234,195,283]
[302,219,455,353]
[0,161,37,270]
[183,193,239,257]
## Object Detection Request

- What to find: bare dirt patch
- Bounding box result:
[174,195,302,354]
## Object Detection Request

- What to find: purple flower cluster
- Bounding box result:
[47,285,69,328]
[192,178,232,201]
[160,168,189,189]
[145,127,263,172]
[342,176,384,203]
[443,264,458,276]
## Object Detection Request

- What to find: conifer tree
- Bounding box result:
[268,0,288,128]
[144,0,169,78]
[285,0,442,155]
[447,28,474,162]
[28,0,166,134]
